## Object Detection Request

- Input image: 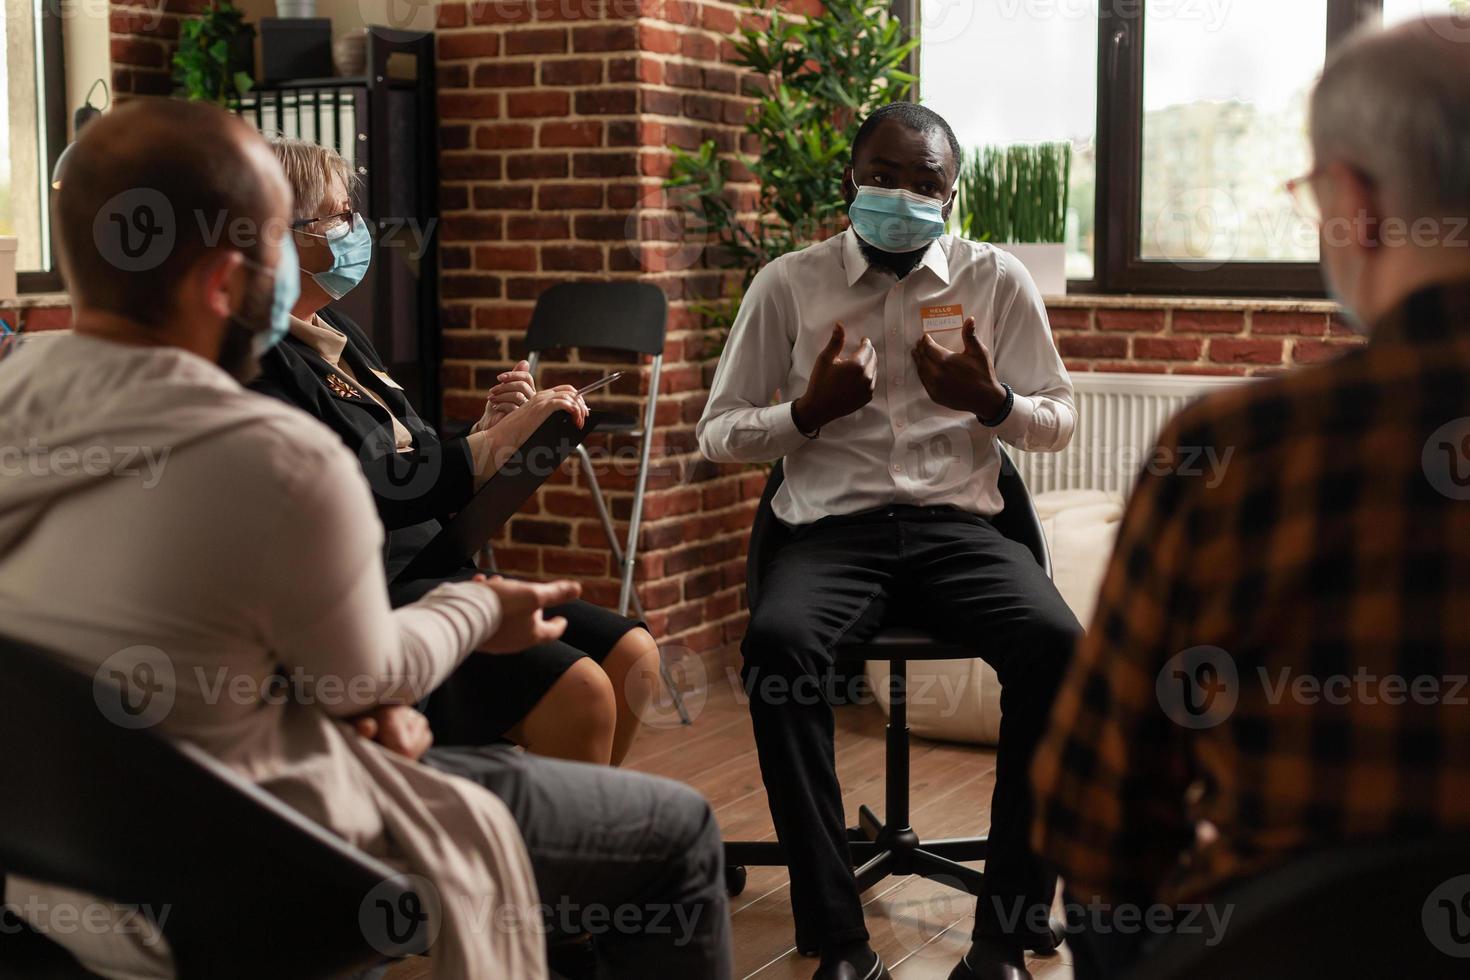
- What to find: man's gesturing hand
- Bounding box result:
[477,575,582,653]
[793,322,877,434]
[913,317,1008,420]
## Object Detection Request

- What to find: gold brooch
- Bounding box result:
[326,374,358,399]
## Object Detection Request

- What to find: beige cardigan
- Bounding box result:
[0,334,545,979]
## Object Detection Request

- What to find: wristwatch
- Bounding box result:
[979,383,1014,428]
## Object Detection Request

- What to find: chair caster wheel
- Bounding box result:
[725,865,747,897]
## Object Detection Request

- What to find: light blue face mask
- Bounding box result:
[242,236,300,356]
[847,176,953,254]
[303,211,372,300]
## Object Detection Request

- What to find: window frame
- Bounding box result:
[1087,0,1384,297]
[15,1,67,294]
[908,0,1393,297]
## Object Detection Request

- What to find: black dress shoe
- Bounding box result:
[812,953,892,980]
[1021,916,1066,953]
[946,939,1031,980]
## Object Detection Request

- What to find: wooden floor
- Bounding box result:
[389,667,1073,979]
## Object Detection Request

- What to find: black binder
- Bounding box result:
[393,410,605,584]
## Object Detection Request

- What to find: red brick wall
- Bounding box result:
[433,0,775,657]
[110,0,194,97]
[1048,303,1363,377]
[0,304,71,333]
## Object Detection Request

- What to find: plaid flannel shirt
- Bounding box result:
[1032,281,1470,906]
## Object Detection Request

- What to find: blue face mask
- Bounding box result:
[847,176,952,254]
[304,212,372,300]
[242,236,300,357]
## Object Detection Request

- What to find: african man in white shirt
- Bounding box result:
[698,104,1082,980]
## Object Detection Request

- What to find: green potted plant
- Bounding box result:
[663,0,918,351]
[953,142,1072,296]
[173,1,256,105]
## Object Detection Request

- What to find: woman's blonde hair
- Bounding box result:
[270,137,356,220]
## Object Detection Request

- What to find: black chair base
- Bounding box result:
[724,810,990,901]
[723,656,1031,945]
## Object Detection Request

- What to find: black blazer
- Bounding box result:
[250,308,476,593]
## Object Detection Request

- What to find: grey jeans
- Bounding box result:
[421,745,732,980]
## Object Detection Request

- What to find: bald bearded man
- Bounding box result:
[0,98,729,980]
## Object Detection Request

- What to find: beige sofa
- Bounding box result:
[866,489,1124,746]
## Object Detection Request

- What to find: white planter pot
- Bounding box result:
[0,237,16,302]
[995,242,1066,298]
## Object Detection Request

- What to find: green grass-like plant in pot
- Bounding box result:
[954,142,1071,296]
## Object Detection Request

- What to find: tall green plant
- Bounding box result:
[665,0,917,343]
[954,143,1072,244]
[173,1,255,105]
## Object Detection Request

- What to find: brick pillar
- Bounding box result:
[434,0,778,658]
[110,0,197,97]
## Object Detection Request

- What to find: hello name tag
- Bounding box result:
[920,303,964,335]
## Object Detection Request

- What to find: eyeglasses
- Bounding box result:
[1284,169,1324,224]
[292,209,358,238]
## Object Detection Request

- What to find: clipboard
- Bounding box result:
[393,410,607,584]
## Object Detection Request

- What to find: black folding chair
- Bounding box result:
[722,445,1059,956]
[523,280,689,724]
[0,635,423,979]
[1129,834,1470,979]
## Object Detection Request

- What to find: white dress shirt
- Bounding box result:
[697,230,1075,525]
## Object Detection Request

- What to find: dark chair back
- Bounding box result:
[747,444,1051,608]
[0,635,420,979]
[526,281,668,357]
[1129,834,1470,979]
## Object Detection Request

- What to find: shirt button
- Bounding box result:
[892,463,903,473]
[891,376,901,385]
[895,421,905,429]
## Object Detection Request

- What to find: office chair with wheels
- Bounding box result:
[722,445,1058,955]
[522,280,689,725]
[0,635,422,979]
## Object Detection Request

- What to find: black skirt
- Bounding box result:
[419,596,644,746]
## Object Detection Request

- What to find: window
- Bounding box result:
[914,0,1467,296]
[1139,0,1324,267]
[919,1,1098,279]
[1382,0,1470,27]
[2,0,65,291]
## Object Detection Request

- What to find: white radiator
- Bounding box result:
[1011,372,1252,495]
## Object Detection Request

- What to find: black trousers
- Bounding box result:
[741,505,1083,951]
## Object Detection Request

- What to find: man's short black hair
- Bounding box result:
[851,102,962,176]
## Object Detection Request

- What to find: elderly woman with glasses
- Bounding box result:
[249,137,661,769]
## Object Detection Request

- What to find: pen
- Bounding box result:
[576,371,624,396]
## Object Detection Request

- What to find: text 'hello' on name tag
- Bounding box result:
[920,304,964,334]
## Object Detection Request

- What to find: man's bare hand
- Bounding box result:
[353,705,434,762]
[478,575,581,653]
[913,317,1007,419]
[793,322,877,433]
